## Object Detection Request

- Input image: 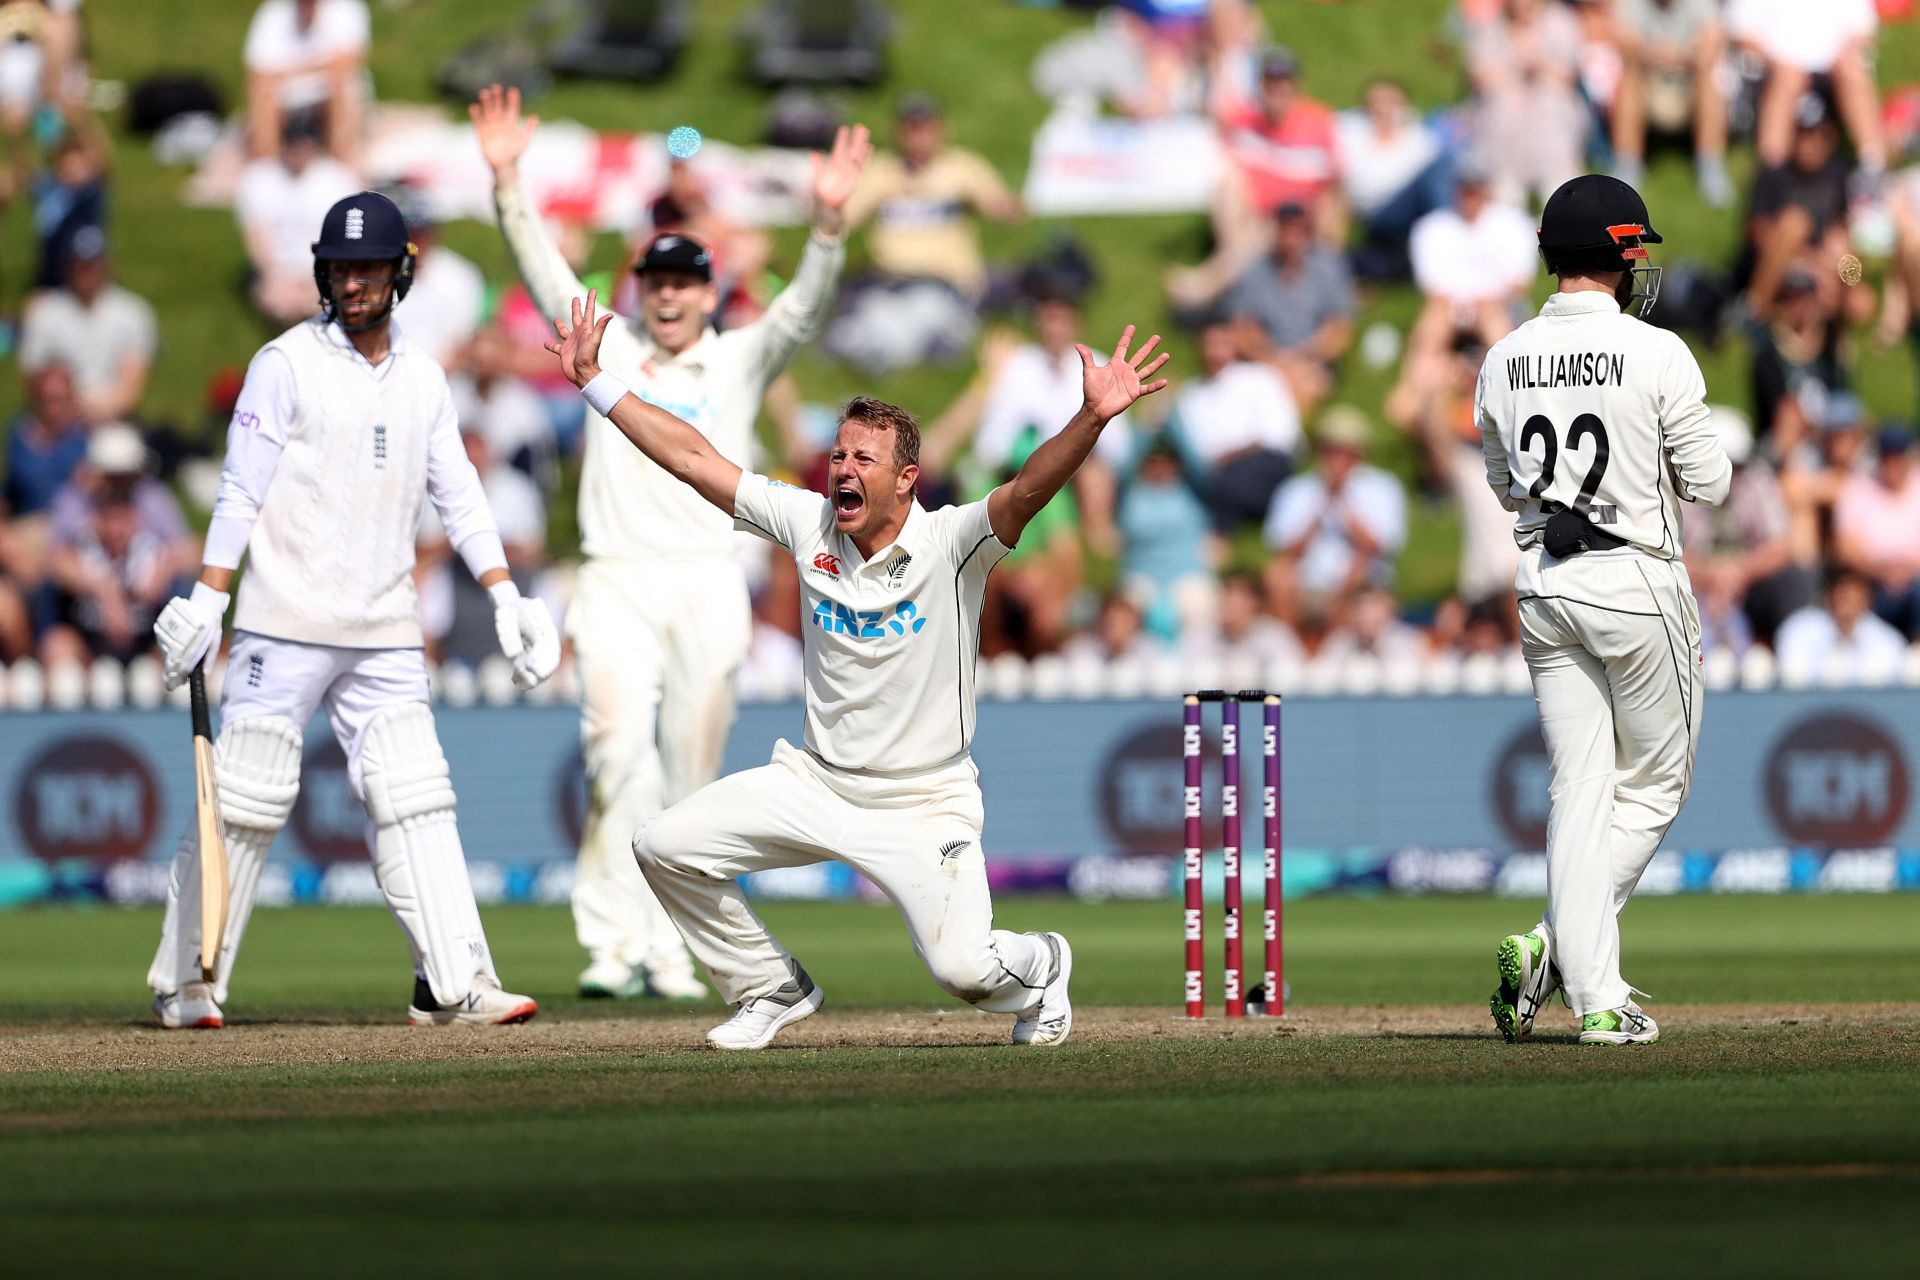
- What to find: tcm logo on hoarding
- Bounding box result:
[13,736,161,861]
[1764,714,1909,847]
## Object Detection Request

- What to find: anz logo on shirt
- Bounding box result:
[811,598,926,640]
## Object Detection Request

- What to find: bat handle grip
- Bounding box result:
[189,660,213,740]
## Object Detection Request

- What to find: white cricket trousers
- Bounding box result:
[567,556,750,975]
[1517,546,1703,1016]
[632,740,1051,1013]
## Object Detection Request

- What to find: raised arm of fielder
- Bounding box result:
[983,325,1167,547]
[475,82,867,372]
[547,290,744,512]
[546,293,1170,545]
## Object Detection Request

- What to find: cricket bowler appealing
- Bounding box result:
[471,86,867,1002]
[145,192,562,1030]
[1478,175,1730,1046]
[546,290,1169,1050]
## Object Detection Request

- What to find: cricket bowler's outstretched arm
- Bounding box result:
[985,325,1170,548]
[474,85,588,324]
[548,290,741,513]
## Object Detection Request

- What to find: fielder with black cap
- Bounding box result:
[470,85,870,1001]
[145,190,562,1029]
[1476,174,1731,1045]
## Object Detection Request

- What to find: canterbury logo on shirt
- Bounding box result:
[811,598,926,638]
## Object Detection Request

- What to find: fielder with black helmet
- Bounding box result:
[1476,173,1731,1047]
[143,191,562,1030]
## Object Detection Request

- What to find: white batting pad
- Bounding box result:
[147,716,303,1002]
[359,702,493,1006]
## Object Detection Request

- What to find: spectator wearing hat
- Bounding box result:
[1165,317,1299,532]
[1742,94,1865,320]
[29,107,109,290]
[1749,262,1847,459]
[1116,435,1217,643]
[390,192,485,372]
[1261,407,1406,630]
[1406,157,1535,372]
[17,226,156,425]
[40,423,195,665]
[1220,201,1354,416]
[1336,78,1449,281]
[237,107,358,326]
[1467,0,1585,208]
[1682,406,1810,651]
[1610,0,1733,208]
[244,0,369,162]
[1834,427,1920,637]
[1775,568,1907,683]
[843,93,1023,303]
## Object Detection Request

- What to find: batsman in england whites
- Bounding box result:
[1479,175,1730,1046]
[471,86,868,1001]
[546,290,1169,1050]
[145,192,562,1029]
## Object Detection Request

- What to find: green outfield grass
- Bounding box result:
[2,896,1917,1276]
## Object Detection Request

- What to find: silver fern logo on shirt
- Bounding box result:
[886,551,912,588]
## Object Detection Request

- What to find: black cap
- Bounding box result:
[312,191,413,261]
[1537,173,1661,272]
[1275,200,1310,223]
[896,92,943,122]
[635,233,713,281]
[1259,46,1298,80]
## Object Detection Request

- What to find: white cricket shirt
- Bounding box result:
[1476,292,1731,559]
[495,178,843,563]
[733,473,1011,773]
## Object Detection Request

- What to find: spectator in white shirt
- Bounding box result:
[244,0,369,162]
[1337,78,1449,280]
[390,197,485,373]
[1775,569,1907,684]
[1192,570,1304,669]
[1167,318,1299,531]
[1611,0,1733,207]
[237,108,358,326]
[1319,585,1427,667]
[1262,406,1407,629]
[18,227,156,425]
[1407,159,1535,371]
[968,281,1129,552]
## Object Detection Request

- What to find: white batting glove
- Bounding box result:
[489,580,561,690]
[153,582,230,690]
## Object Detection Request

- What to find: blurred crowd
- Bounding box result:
[3,0,1919,690]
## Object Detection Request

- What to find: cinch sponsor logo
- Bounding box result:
[811,552,841,578]
[810,598,925,638]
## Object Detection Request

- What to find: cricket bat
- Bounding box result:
[189,660,228,982]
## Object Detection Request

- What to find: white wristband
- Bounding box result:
[581,372,631,419]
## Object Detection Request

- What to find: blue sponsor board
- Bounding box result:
[1,691,1917,904]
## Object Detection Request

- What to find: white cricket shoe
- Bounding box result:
[1579,1000,1660,1045]
[1011,932,1073,1046]
[644,963,709,1002]
[578,959,646,1000]
[407,975,539,1026]
[706,964,823,1051]
[1491,927,1559,1043]
[153,981,224,1030]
